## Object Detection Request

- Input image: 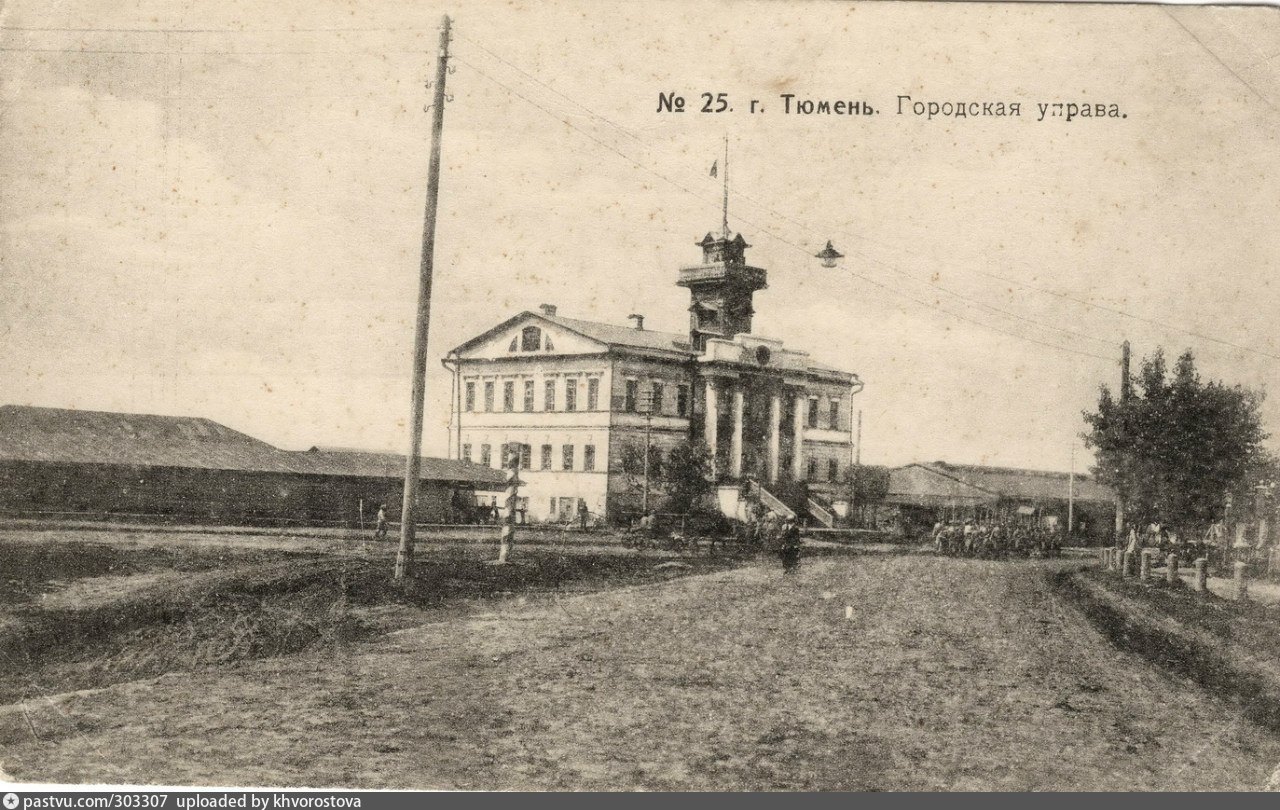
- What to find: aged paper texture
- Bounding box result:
[2,0,1280,792]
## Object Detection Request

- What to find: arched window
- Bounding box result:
[520,326,542,352]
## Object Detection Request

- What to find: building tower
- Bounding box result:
[677,231,768,351]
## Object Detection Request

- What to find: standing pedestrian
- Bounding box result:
[778,519,802,574]
[375,503,388,540]
[577,500,590,531]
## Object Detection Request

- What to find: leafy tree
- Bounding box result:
[842,464,890,505]
[660,440,714,514]
[1082,348,1267,530]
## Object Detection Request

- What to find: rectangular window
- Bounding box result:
[807,458,818,479]
[549,498,556,517]
[544,379,556,411]
[587,378,599,411]
[807,398,819,429]
[503,381,515,412]
[562,444,575,471]
[829,400,840,430]
[461,443,472,462]
[651,382,664,415]
[829,459,839,481]
[520,443,532,471]
[483,382,494,412]
[565,379,578,411]
[464,382,476,412]
[523,380,535,411]
[624,379,638,412]
[480,444,492,466]
[583,445,596,471]
[541,444,553,470]
[677,385,689,417]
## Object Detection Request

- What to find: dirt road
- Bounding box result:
[3,555,1278,790]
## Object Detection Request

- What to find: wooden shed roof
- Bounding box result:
[0,405,503,486]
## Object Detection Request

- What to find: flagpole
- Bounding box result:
[721,134,729,238]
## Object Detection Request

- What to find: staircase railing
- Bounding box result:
[753,482,797,520]
[807,498,836,528]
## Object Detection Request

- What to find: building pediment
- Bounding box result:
[451,313,608,360]
[698,334,811,373]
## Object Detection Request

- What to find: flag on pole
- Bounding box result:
[709,160,718,178]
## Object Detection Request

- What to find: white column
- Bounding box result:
[768,393,782,483]
[704,379,719,475]
[792,392,806,480]
[730,386,744,479]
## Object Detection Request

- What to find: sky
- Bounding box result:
[2,0,1279,474]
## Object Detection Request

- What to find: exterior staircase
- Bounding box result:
[807,497,836,528]
[751,481,796,520]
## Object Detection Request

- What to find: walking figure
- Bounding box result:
[778,519,802,574]
[578,500,590,531]
[375,503,388,540]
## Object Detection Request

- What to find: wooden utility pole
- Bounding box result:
[1115,339,1130,539]
[1068,443,1076,535]
[395,15,452,581]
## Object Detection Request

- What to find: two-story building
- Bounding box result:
[444,228,863,524]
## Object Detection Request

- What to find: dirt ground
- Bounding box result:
[3,553,1279,790]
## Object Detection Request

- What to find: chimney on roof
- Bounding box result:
[539,304,557,317]
[628,313,645,330]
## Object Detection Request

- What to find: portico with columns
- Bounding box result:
[695,332,856,492]
[447,223,862,523]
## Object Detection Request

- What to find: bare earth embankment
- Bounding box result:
[4,548,1280,790]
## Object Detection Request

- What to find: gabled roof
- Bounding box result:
[887,463,999,505]
[925,462,1115,504]
[300,449,506,488]
[0,405,504,486]
[0,404,310,473]
[450,310,695,357]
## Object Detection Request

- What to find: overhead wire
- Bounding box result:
[455,55,1115,364]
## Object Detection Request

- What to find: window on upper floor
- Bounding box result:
[586,378,599,411]
[829,399,840,430]
[464,382,475,412]
[520,326,542,352]
[562,444,575,471]
[829,459,840,481]
[480,444,492,466]
[624,379,639,412]
[503,381,515,412]
[565,379,578,412]
[541,444,553,470]
[677,385,689,417]
[544,379,556,411]
[461,443,472,462]
[583,445,596,472]
[807,398,819,429]
[523,380,535,412]
[650,382,664,415]
[483,382,494,412]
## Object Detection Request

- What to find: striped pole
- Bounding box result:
[497,445,519,563]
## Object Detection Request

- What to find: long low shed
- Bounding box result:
[0,405,506,526]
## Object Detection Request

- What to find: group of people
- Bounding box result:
[931,520,1064,558]
[742,511,803,572]
[1120,521,1212,562]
